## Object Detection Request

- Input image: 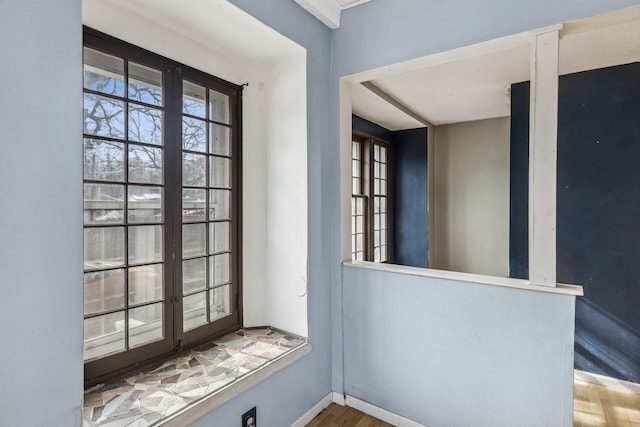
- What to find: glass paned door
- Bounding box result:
[181,80,233,334]
[83,48,167,362]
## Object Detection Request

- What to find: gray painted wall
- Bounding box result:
[342,266,576,427]
[433,117,510,277]
[0,0,84,426]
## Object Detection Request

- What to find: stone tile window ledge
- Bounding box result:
[83,328,310,426]
[344,261,583,296]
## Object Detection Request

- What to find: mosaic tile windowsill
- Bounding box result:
[83,328,308,427]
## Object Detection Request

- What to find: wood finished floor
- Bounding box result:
[306,380,640,427]
[305,404,392,427]
[574,379,640,427]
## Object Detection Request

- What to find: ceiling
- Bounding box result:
[351,5,640,130]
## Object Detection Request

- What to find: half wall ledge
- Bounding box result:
[343,261,583,296]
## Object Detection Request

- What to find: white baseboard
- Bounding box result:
[575,369,640,395]
[331,391,345,406]
[291,391,427,427]
[290,392,333,427]
[345,395,429,427]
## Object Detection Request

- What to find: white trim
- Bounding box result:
[345,395,429,427]
[290,392,334,427]
[343,261,583,296]
[528,28,560,287]
[160,343,312,426]
[332,391,346,406]
[575,369,640,395]
[292,392,428,426]
[294,0,341,29]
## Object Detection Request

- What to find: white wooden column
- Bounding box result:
[528,26,562,287]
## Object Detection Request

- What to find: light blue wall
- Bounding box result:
[333,0,638,77]
[0,0,84,426]
[342,266,576,426]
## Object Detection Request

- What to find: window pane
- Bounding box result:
[84,312,125,361]
[84,183,124,225]
[374,178,380,195]
[209,89,230,124]
[83,48,124,96]
[128,105,163,145]
[381,146,387,163]
[183,153,207,187]
[183,223,206,258]
[128,186,162,224]
[381,180,387,195]
[210,221,230,253]
[84,93,125,139]
[374,144,380,161]
[129,303,163,348]
[128,225,163,265]
[183,292,206,331]
[128,62,162,106]
[183,189,206,222]
[84,139,125,182]
[183,257,207,294]
[128,264,163,305]
[357,198,364,215]
[210,253,230,287]
[356,234,363,251]
[183,117,207,152]
[210,124,230,156]
[183,81,206,117]
[84,269,125,315]
[210,285,231,321]
[84,227,125,270]
[210,156,230,188]
[209,189,230,220]
[128,145,163,184]
[352,178,358,194]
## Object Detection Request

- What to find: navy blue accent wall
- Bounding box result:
[509,63,640,383]
[509,81,530,280]
[352,115,429,267]
[393,128,429,268]
[352,115,393,140]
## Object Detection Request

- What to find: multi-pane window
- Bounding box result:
[82,29,241,385]
[351,133,391,262]
[181,79,233,332]
[372,143,389,262]
[351,140,366,261]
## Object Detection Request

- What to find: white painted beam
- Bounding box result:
[528,27,561,287]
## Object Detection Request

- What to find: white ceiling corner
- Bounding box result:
[294,0,372,29]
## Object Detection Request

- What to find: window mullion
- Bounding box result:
[164,64,184,348]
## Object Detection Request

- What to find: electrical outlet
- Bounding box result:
[242,407,256,427]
